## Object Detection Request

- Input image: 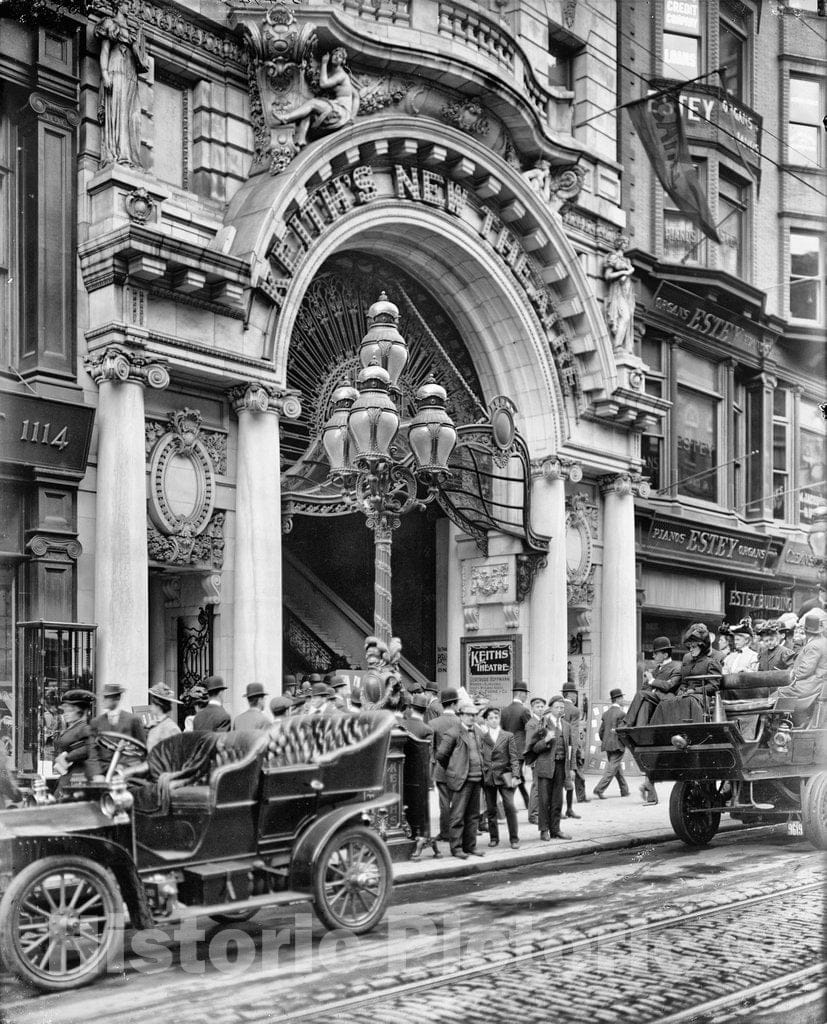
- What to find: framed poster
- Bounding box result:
[461,634,522,707]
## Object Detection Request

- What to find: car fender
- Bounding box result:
[289,793,397,892]
[3,827,154,930]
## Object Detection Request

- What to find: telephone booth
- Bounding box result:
[15,621,96,775]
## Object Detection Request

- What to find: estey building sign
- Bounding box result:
[651,282,768,356]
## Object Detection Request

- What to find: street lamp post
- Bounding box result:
[322,293,457,646]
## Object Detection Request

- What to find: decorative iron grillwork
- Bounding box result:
[177,607,213,696]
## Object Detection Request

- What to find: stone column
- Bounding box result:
[446,522,463,690]
[528,458,574,697]
[85,347,169,708]
[229,383,301,718]
[598,473,648,700]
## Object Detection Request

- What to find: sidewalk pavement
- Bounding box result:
[392,776,745,885]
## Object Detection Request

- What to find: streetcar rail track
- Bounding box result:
[273,878,825,1022]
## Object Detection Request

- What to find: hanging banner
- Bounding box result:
[626,86,720,243]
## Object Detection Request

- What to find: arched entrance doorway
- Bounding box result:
[280,251,486,680]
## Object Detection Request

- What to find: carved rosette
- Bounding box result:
[124,187,155,224]
[85,346,170,390]
[229,382,302,419]
[468,563,509,598]
[598,472,651,499]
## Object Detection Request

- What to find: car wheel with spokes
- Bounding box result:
[669,780,722,846]
[0,855,123,991]
[312,825,392,934]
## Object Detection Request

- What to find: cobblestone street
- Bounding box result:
[2,828,823,1024]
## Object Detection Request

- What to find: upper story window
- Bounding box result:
[674,349,721,504]
[799,399,827,525]
[719,9,748,101]
[663,0,701,78]
[789,229,823,323]
[663,159,707,265]
[789,75,823,168]
[772,388,791,521]
[153,72,191,189]
[640,337,666,492]
[718,170,749,277]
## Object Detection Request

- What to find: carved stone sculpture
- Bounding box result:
[603,234,636,353]
[275,46,360,148]
[96,2,148,168]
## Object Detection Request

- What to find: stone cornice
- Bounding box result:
[228,383,302,419]
[78,224,250,310]
[84,346,170,389]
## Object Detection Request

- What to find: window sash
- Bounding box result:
[790,231,822,322]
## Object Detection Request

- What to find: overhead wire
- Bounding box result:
[610,22,827,200]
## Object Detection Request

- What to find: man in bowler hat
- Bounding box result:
[89,682,147,772]
[423,680,443,723]
[593,688,629,799]
[429,687,461,840]
[234,682,271,730]
[192,676,231,732]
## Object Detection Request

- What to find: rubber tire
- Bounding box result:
[312,825,392,934]
[802,772,827,850]
[0,855,122,992]
[669,780,722,847]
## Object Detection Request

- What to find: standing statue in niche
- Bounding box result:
[274,47,359,149]
[602,234,636,353]
[96,2,148,168]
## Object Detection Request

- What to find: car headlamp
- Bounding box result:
[100,777,134,822]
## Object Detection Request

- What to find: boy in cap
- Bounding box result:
[192,676,231,732]
[524,694,573,840]
[234,682,271,730]
[146,682,182,751]
[593,689,629,799]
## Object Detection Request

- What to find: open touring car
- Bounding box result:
[0,711,397,991]
[617,670,827,849]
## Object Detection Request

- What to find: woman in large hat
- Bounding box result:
[53,688,96,791]
[146,682,183,751]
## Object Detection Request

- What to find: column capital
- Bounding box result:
[599,471,651,498]
[745,370,777,392]
[229,382,302,419]
[85,346,170,389]
[531,455,584,482]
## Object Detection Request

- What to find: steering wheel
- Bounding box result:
[96,731,148,759]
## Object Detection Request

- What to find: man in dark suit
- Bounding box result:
[429,687,460,841]
[435,700,487,859]
[233,681,271,730]
[561,683,588,816]
[593,688,629,799]
[89,682,147,774]
[525,694,573,840]
[423,681,443,723]
[192,676,231,732]
[500,681,531,809]
[480,706,520,848]
[402,693,437,858]
[626,636,682,727]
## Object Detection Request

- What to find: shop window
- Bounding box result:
[718,171,748,278]
[772,389,790,521]
[799,399,827,525]
[789,230,823,323]
[719,17,747,101]
[789,75,823,168]
[153,72,191,189]
[663,0,701,78]
[663,161,706,265]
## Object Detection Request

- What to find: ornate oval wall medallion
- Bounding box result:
[565,494,594,584]
[148,409,215,537]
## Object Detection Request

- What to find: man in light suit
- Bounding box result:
[435,700,487,859]
[774,610,827,701]
[480,706,520,849]
[525,694,573,840]
[192,676,231,732]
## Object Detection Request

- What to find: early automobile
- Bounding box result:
[0,711,397,991]
[617,671,827,850]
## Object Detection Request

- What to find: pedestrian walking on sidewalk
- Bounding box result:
[593,688,630,799]
[480,707,520,849]
[525,694,573,840]
[435,700,487,859]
